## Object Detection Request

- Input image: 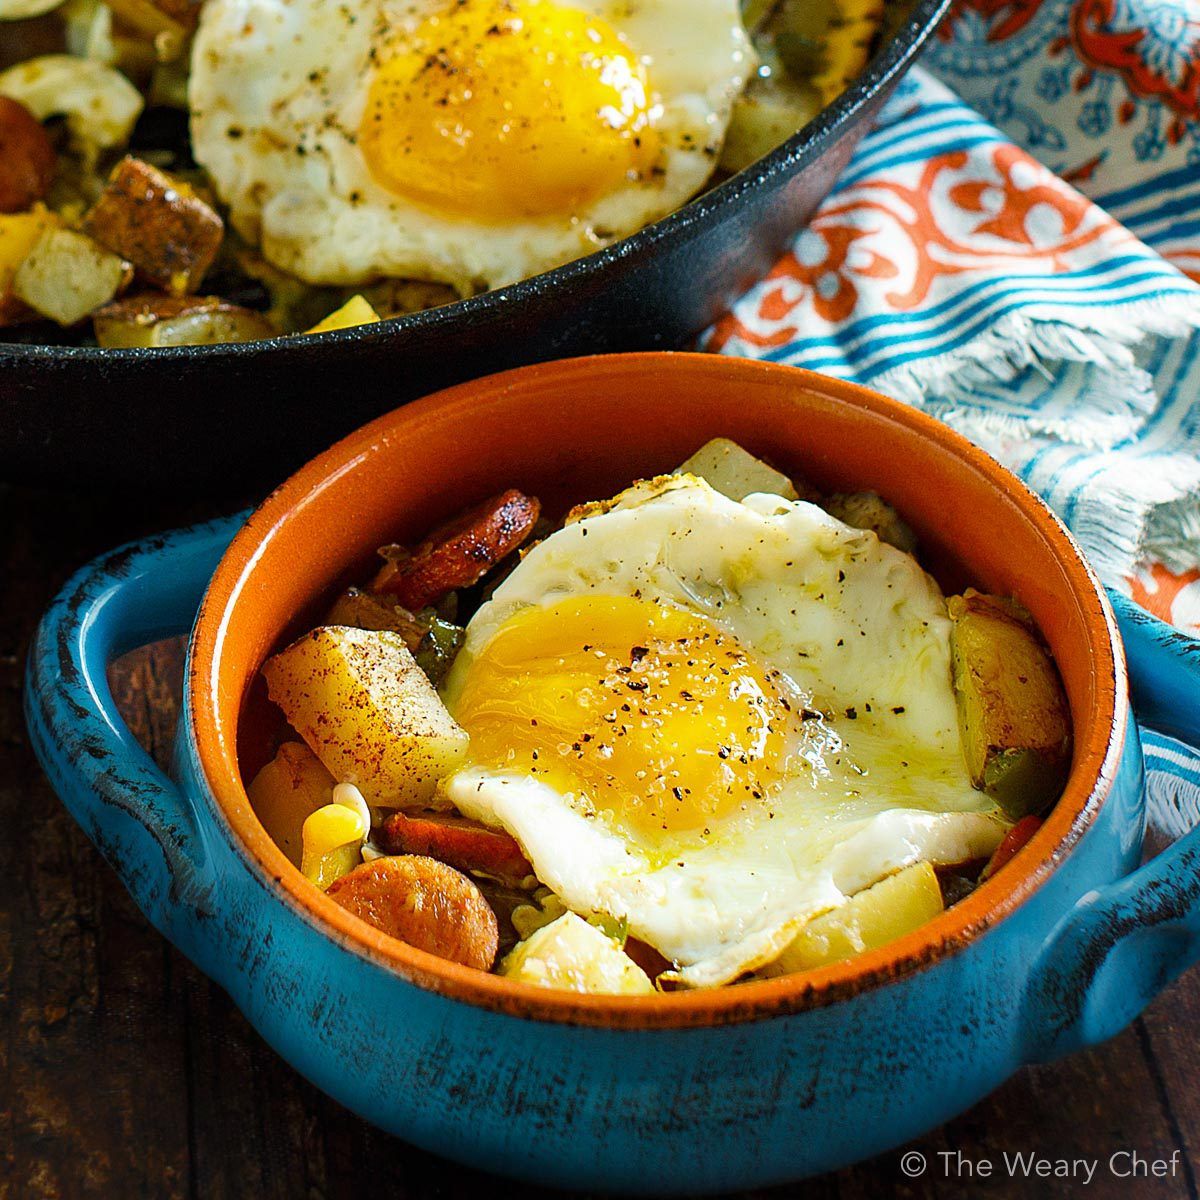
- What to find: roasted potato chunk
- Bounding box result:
[720,78,822,175]
[760,862,945,976]
[0,97,54,214]
[83,157,223,294]
[377,489,541,611]
[823,491,918,553]
[13,226,126,325]
[500,912,654,995]
[327,855,499,970]
[362,277,458,319]
[949,590,1071,820]
[247,741,336,867]
[93,293,275,347]
[261,626,469,810]
[379,810,532,884]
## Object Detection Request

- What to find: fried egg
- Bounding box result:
[189,0,754,290]
[440,476,1007,987]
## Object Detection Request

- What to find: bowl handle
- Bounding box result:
[24,515,244,939]
[1022,590,1200,1061]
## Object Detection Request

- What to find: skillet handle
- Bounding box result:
[1023,591,1200,1061]
[24,516,244,938]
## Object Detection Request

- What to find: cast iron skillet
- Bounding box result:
[0,0,949,493]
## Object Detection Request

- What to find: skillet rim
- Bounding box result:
[0,0,952,365]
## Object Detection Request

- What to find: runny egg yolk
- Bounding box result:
[359,0,661,221]
[448,595,801,846]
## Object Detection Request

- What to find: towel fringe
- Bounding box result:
[1147,769,1200,840]
[1145,499,1200,576]
[854,301,1200,580]
[871,300,1200,431]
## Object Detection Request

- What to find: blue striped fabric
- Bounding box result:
[1144,731,1200,839]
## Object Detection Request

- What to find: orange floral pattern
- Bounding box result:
[1071,0,1200,121]
[707,139,1125,356]
[1128,563,1200,634]
[939,0,1044,43]
[926,0,1200,280]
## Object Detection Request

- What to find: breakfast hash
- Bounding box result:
[248,439,1071,993]
[0,0,909,345]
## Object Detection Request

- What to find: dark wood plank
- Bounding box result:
[1138,981,1200,1196]
[1,495,198,1200]
[3,480,1198,1199]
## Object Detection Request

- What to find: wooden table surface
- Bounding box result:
[4,480,1199,1200]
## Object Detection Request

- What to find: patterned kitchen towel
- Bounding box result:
[704,64,1200,588]
[704,0,1200,832]
[927,0,1200,283]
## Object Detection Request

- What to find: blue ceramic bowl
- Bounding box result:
[25,354,1200,1194]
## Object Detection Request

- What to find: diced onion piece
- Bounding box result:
[676,437,799,502]
[0,55,143,159]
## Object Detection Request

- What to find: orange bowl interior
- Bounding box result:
[190,353,1124,1027]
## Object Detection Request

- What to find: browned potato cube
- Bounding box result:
[758,863,944,977]
[676,438,800,502]
[261,627,470,809]
[824,491,918,554]
[83,157,223,295]
[949,590,1072,820]
[93,293,275,347]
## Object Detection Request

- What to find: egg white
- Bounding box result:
[189,0,754,291]
[441,476,1006,987]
